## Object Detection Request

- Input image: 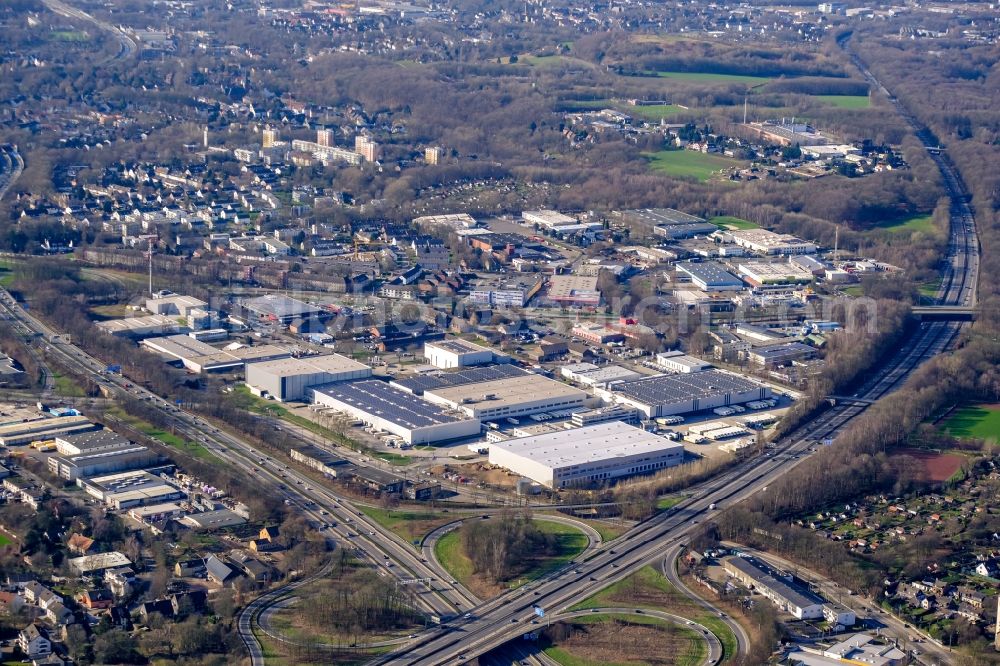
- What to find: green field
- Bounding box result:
[941,405,1000,442]
[918,278,943,302]
[50,30,90,42]
[543,614,706,666]
[522,55,575,67]
[434,520,588,591]
[109,407,216,461]
[656,495,684,510]
[875,214,936,234]
[571,566,738,663]
[709,215,758,230]
[650,70,771,85]
[358,506,453,547]
[0,533,13,547]
[815,95,871,109]
[645,150,743,182]
[51,372,86,397]
[627,104,687,120]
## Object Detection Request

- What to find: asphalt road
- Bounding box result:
[741,547,953,666]
[39,0,136,63]
[661,544,751,661]
[0,288,481,664]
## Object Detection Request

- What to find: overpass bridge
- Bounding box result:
[911,306,977,321]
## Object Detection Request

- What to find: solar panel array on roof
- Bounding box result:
[615,370,762,405]
[310,380,468,429]
[393,364,527,395]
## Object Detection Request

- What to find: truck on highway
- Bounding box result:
[709,503,717,510]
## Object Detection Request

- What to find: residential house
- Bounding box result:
[249,539,283,554]
[174,558,206,577]
[79,588,114,611]
[67,533,95,555]
[976,561,999,578]
[44,601,73,626]
[23,582,62,610]
[6,573,35,589]
[171,590,208,616]
[109,605,133,631]
[229,551,272,584]
[104,567,136,599]
[17,624,50,659]
[205,555,240,586]
[138,599,174,622]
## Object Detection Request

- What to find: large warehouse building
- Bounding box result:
[245,354,372,401]
[424,338,494,369]
[486,421,684,488]
[391,364,527,395]
[599,370,770,418]
[141,335,290,373]
[422,374,590,421]
[307,380,480,445]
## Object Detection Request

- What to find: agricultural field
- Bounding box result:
[645,150,743,182]
[648,70,771,86]
[939,404,1000,443]
[874,214,936,235]
[814,95,871,109]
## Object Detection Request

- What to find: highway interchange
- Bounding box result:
[367,38,980,666]
[0,28,982,666]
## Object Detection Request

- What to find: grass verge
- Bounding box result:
[710,215,758,230]
[434,519,589,594]
[231,386,411,465]
[543,614,706,666]
[570,566,738,663]
[358,506,454,547]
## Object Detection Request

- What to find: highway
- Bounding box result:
[0,145,23,203]
[39,0,136,63]
[0,34,979,663]
[0,289,484,663]
[660,545,751,662]
[368,38,979,665]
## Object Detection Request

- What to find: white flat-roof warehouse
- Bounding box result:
[245,354,372,401]
[308,380,481,445]
[142,335,290,373]
[599,370,770,418]
[485,421,684,488]
[424,338,494,369]
[422,374,590,420]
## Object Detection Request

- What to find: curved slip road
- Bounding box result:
[422,514,604,605]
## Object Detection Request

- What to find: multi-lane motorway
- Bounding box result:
[0,145,23,203]
[367,39,980,666]
[0,31,980,665]
[0,289,484,659]
[39,0,136,63]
